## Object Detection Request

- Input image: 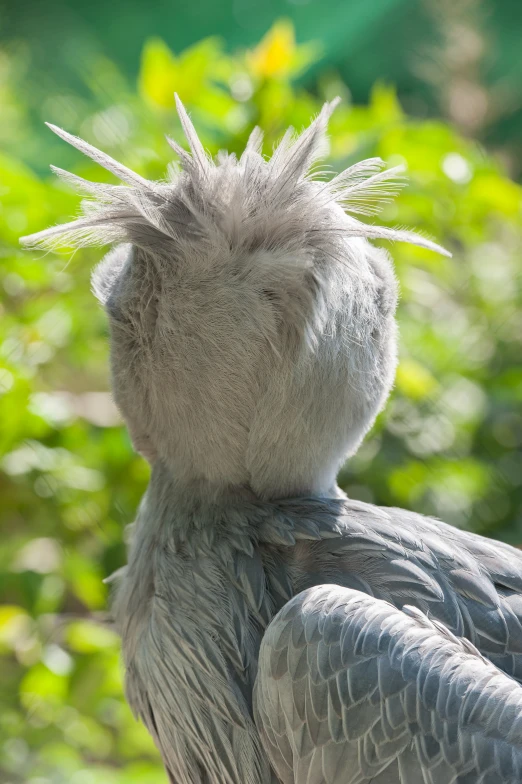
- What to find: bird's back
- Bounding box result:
[277,497,522,681]
[255,497,522,784]
[112,479,522,784]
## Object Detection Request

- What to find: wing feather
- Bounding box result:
[264,497,522,682]
[254,585,522,784]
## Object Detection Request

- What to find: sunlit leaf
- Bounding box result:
[0,605,32,651]
[396,358,438,400]
[66,620,120,653]
[247,20,319,80]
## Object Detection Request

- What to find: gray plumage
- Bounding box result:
[255,582,522,784]
[21,98,522,784]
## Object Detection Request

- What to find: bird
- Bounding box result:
[21,96,522,784]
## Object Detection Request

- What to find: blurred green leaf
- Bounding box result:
[66,621,120,653]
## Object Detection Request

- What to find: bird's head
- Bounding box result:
[21,97,448,501]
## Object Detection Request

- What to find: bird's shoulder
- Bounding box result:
[258,497,522,679]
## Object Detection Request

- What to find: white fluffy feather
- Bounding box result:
[21,98,448,500]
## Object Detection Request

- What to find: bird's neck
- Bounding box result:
[141,462,263,548]
[114,465,348,685]
[142,460,346,547]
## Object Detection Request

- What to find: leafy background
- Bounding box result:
[1,3,522,782]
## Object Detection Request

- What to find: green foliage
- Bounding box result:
[1,22,522,783]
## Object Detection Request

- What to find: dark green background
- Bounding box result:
[3,0,522,164]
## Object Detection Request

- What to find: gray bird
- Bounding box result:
[22,97,522,784]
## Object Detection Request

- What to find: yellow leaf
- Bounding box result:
[396,359,437,400]
[139,39,178,109]
[66,620,120,653]
[0,605,31,651]
[248,20,296,79]
[468,173,522,219]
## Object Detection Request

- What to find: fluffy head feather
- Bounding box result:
[21,97,448,500]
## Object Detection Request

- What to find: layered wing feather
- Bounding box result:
[258,498,522,682]
[254,584,522,784]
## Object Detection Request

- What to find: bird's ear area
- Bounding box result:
[91,243,134,306]
[94,246,160,465]
[94,244,160,344]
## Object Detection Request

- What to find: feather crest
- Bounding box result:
[174,93,212,176]
[20,96,450,258]
[44,123,152,188]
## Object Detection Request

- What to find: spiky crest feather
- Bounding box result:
[21,97,449,259]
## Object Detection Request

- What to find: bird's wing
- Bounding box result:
[254,584,522,784]
[260,498,522,681]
